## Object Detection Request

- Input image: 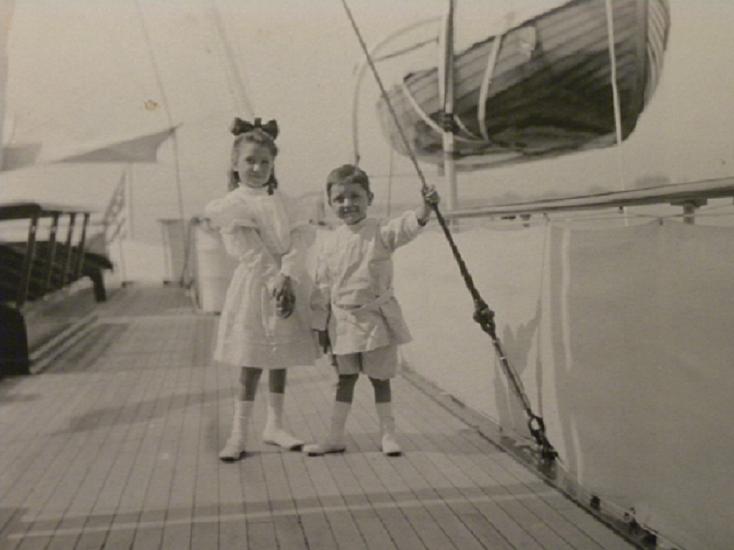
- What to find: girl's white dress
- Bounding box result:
[205,185,318,368]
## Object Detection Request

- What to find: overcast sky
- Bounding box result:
[2,1,733,239]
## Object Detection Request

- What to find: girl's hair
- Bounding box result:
[326,164,371,202]
[228,122,279,194]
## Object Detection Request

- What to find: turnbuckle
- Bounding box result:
[528,414,558,463]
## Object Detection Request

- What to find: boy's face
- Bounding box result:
[328,182,372,225]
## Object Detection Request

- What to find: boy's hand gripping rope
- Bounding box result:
[340,0,558,463]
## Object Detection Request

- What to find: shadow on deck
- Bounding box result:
[0,285,633,549]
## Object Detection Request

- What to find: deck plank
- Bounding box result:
[49,369,155,549]
[400,401,569,549]
[299,367,414,550]
[0,368,111,541]
[8,373,124,550]
[190,348,221,550]
[315,374,460,550]
[0,286,636,550]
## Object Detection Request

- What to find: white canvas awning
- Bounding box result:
[1,127,176,171]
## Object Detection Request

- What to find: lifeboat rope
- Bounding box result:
[477,25,506,141]
[399,82,485,145]
[452,114,483,141]
[340,0,558,464]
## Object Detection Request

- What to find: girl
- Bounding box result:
[305,164,438,457]
[205,117,318,462]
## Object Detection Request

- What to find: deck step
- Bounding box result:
[29,311,98,374]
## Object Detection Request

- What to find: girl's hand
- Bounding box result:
[273,274,295,318]
[272,273,291,296]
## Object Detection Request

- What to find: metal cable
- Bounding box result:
[339,0,557,463]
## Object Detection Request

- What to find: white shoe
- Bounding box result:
[219,436,246,462]
[303,440,347,456]
[376,402,402,457]
[381,432,402,457]
[219,400,252,463]
[262,392,304,450]
[304,401,351,457]
[263,427,304,450]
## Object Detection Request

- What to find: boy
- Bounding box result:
[305,164,438,456]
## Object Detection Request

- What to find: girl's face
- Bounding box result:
[329,182,372,225]
[234,141,274,189]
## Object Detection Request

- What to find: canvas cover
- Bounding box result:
[397,220,734,550]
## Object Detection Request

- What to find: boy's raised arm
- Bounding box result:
[381,186,440,251]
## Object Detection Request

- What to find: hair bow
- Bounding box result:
[230,117,279,139]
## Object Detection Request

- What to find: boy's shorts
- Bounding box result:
[334,345,398,380]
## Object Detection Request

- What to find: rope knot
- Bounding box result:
[472,300,496,336]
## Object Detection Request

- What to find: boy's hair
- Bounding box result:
[228,126,279,193]
[326,164,371,201]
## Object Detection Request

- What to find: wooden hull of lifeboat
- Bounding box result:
[376,0,670,170]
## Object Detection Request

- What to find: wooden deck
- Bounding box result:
[0,286,634,549]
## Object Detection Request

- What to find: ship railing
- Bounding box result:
[0,202,113,375]
[444,177,734,223]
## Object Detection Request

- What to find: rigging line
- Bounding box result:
[340,0,483,303]
[340,0,429,191]
[132,0,188,284]
[339,0,557,463]
[386,145,394,217]
[207,4,242,114]
[209,0,255,115]
[439,0,458,212]
[350,16,442,164]
[373,36,438,63]
[368,173,439,179]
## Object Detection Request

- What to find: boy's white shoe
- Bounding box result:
[262,392,303,450]
[376,402,402,457]
[304,401,351,456]
[219,400,253,462]
[303,440,347,456]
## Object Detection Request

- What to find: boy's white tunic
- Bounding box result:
[205,186,317,368]
[311,211,422,355]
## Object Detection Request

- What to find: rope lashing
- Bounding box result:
[339,0,558,463]
[439,111,459,134]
